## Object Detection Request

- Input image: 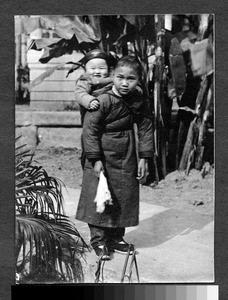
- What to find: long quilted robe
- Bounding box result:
[75,90,154,228]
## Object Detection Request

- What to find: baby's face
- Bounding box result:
[85,58,109,78]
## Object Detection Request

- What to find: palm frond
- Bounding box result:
[16,215,86,282]
[15,136,88,283]
[15,148,31,158]
[27,63,67,91]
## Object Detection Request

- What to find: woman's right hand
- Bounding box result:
[93,160,104,177]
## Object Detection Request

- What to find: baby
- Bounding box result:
[75,49,116,124]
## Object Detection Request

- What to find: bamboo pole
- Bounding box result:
[154,15,166,179]
[179,74,212,171]
[195,78,213,169]
[175,118,184,169]
[179,117,197,171]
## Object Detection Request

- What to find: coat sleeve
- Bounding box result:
[136,103,154,159]
[82,95,109,160]
[75,76,96,109]
[91,76,113,89]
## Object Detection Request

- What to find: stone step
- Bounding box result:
[16,110,81,127]
[15,126,82,151]
[15,110,82,151]
[30,101,79,111]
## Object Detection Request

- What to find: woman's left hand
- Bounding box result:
[93,160,104,178]
[137,158,147,181]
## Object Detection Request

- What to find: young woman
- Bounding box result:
[75,56,154,260]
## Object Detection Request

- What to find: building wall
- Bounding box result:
[15,47,85,150]
[28,48,84,111]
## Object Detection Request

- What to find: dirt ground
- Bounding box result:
[33,148,214,217]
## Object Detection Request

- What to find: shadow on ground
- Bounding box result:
[125,208,213,248]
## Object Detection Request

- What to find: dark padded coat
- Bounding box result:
[75,90,154,228]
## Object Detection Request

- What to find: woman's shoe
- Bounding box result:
[93,244,111,260]
[108,239,134,254]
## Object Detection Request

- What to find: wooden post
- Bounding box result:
[21,33,27,67]
[15,33,22,103]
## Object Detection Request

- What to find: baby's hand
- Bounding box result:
[89,99,100,110]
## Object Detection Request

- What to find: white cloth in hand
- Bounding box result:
[94,171,113,213]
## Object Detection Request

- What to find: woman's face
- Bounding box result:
[85,58,109,78]
[113,66,139,96]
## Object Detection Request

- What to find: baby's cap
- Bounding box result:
[83,49,116,68]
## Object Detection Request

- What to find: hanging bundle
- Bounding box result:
[94,171,113,213]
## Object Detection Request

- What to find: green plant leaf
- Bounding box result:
[15,136,88,283]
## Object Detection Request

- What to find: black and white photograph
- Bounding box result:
[15,14,214,284]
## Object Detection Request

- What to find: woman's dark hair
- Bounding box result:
[115,55,143,80]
